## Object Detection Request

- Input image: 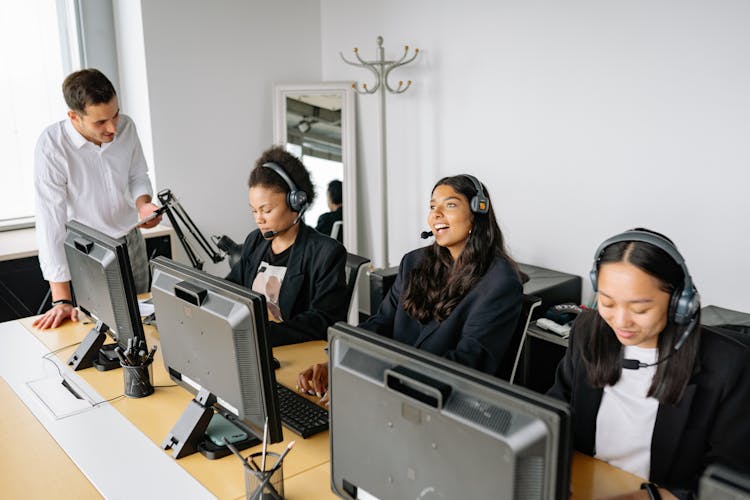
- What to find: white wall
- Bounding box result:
[134,0,322,276]
[321,0,750,311]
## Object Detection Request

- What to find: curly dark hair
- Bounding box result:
[402,175,520,323]
[583,228,701,405]
[62,69,116,114]
[248,146,316,207]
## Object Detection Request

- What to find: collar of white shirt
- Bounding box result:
[64,118,89,149]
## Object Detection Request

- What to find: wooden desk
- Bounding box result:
[2,317,645,499]
[0,376,100,499]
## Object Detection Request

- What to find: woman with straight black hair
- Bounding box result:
[548,228,750,499]
[297,174,523,398]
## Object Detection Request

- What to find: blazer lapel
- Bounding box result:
[413,319,441,348]
[650,384,697,481]
[278,225,307,315]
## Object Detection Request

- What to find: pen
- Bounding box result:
[268,440,295,474]
[144,345,158,365]
[223,438,254,470]
[253,441,294,500]
[114,346,129,366]
[261,416,269,471]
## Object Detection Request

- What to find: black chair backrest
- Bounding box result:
[497,294,542,382]
[345,253,371,315]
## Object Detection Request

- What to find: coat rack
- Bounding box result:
[341,36,420,267]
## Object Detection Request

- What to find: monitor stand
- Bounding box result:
[162,388,260,460]
[67,321,109,371]
[66,321,122,372]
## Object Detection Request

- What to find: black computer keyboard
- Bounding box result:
[276,383,329,438]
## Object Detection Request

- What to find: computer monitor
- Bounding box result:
[64,220,146,371]
[328,323,572,500]
[699,464,750,499]
[150,256,282,459]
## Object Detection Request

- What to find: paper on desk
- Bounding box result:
[138,298,155,317]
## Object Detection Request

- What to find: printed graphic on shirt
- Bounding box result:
[252,261,287,322]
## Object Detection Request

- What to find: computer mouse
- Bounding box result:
[272,357,281,370]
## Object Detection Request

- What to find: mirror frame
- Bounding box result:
[273,82,357,253]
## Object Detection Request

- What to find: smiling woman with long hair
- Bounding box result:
[297,174,524,399]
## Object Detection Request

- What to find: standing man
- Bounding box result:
[33,68,161,330]
[315,179,343,243]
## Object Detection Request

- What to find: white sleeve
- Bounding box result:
[34,136,71,283]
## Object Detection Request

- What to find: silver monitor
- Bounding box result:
[700,465,750,500]
[151,256,282,459]
[64,220,146,371]
[328,322,571,500]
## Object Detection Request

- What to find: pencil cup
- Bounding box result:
[245,451,285,500]
[121,362,154,398]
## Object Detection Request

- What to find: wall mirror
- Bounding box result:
[273,82,357,253]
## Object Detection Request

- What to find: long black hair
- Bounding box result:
[402,175,520,323]
[582,228,701,405]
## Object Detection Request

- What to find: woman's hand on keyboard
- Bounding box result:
[297,363,329,399]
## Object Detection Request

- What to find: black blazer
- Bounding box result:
[315,206,343,243]
[359,247,522,375]
[547,312,750,498]
[226,223,347,346]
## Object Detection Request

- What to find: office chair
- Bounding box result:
[330,221,343,241]
[501,294,542,383]
[344,253,370,322]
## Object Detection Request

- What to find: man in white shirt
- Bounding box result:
[32,68,161,330]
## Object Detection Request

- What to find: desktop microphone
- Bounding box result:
[622,317,697,370]
[420,230,433,239]
[263,207,307,239]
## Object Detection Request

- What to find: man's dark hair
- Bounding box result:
[62,69,117,114]
[248,146,316,206]
[327,180,343,205]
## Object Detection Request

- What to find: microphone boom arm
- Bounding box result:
[156,189,224,270]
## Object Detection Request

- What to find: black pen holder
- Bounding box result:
[245,451,284,500]
[121,362,154,398]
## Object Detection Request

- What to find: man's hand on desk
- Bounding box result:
[297,362,329,405]
[32,303,78,330]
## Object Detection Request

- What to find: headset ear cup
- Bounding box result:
[288,190,308,212]
[589,268,598,292]
[668,288,683,324]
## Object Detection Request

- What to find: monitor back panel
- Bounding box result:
[329,324,568,500]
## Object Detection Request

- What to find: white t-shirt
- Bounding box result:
[34,115,152,282]
[595,345,659,479]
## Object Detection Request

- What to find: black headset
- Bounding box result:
[261,162,308,212]
[462,174,489,214]
[590,229,701,350]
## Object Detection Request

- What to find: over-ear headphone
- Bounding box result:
[261,162,308,212]
[462,174,489,214]
[590,229,701,350]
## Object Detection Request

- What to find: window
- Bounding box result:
[0,1,77,229]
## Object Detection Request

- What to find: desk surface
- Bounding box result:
[1,316,645,499]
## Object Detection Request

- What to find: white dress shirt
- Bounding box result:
[34,114,152,282]
[595,345,659,480]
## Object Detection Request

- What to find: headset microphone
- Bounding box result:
[420,230,433,239]
[622,316,698,370]
[262,207,307,239]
